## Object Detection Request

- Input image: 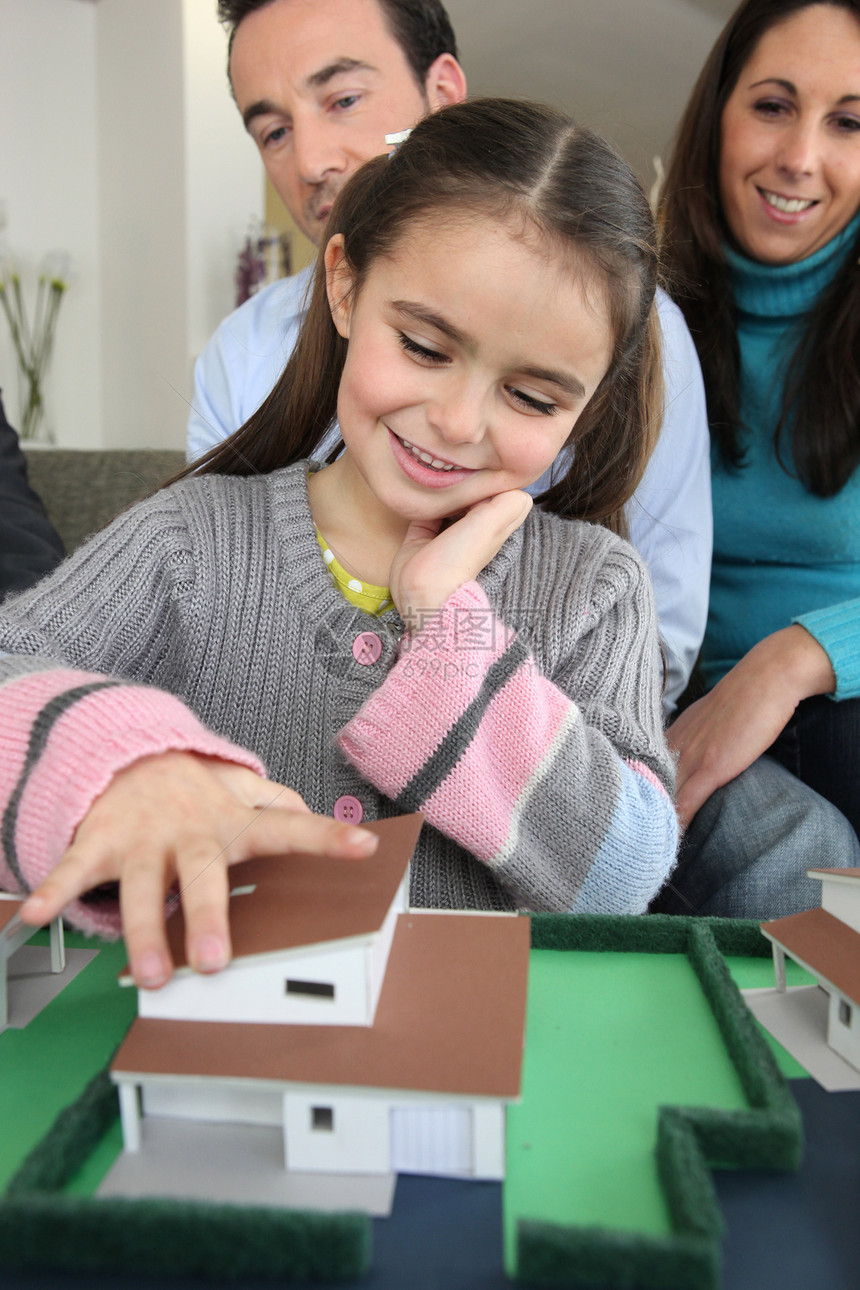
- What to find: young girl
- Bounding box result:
[0,100,677,989]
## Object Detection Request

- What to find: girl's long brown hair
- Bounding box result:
[184,98,663,535]
[659,0,860,496]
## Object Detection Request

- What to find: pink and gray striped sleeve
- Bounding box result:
[0,668,265,937]
[338,581,678,914]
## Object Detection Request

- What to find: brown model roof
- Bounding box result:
[807,868,860,880]
[761,907,860,1007]
[0,899,23,935]
[113,911,530,1099]
[157,813,422,975]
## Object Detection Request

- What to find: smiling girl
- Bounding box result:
[0,100,677,986]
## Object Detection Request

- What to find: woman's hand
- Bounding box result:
[668,625,836,829]
[19,751,378,988]
[390,490,533,624]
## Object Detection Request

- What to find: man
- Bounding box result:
[188,0,712,715]
[188,0,466,462]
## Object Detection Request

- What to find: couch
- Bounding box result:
[23,449,186,556]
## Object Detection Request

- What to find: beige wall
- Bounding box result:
[0,0,102,446]
[0,0,264,448]
[0,0,734,448]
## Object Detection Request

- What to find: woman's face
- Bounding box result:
[718,3,860,264]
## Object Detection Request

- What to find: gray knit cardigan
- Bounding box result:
[0,462,677,917]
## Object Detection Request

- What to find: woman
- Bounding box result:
[655,0,860,917]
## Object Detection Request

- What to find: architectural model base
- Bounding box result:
[0,914,806,1288]
[3,945,97,1030]
[98,1117,398,1214]
[0,896,71,1031]
[743,984,860,1092]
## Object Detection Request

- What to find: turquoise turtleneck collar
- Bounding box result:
[724,210,860,318]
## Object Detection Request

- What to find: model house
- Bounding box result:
[110,814,530,1186]
[761,868,860,1073]
[0,895,66,1030]
[126,815,413,1029]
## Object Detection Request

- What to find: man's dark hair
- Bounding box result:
[217,0,458,88]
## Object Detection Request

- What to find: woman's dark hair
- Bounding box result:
[659,0,860,496]
[218,0,458,89]
[189,98,662,535]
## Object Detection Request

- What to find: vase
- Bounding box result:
[17,365,54,444]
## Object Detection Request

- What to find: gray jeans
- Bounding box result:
[650,754,860,920]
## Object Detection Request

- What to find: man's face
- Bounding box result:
[230,0,464,244]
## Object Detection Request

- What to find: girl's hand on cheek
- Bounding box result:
[19,751,378,989]
[390,490,533,624]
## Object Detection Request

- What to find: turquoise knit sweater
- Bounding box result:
[703,213,860,700]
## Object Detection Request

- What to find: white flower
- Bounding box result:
[39,251,76,290]
[0,247,75,439]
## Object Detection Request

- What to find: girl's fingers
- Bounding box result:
[460,488,533,529]
[119,848,177,988]
[399,516,443,548]
[173,844,233,976]
[21,755,380,988]
[444,491,533,565]
[225,803,380,864]
[150,808,377,982]
[149,809,378,983]
[418,492,531,573]
[19,844,115,926]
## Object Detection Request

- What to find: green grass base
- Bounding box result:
[514,916,802,1288]
[1,915,800,1286]
[0,937,372,1283]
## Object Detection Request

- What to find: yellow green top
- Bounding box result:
[316,530,392,616]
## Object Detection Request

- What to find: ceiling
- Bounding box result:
[447,0,738,183]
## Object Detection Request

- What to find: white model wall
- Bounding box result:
[0,0,263,449]
[821,881,860,936]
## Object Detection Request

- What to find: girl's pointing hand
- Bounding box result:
[19,751,378,989]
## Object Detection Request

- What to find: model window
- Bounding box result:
[839,999,852,1027]
[312,1106,334,1131]
[286,979,335,999]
